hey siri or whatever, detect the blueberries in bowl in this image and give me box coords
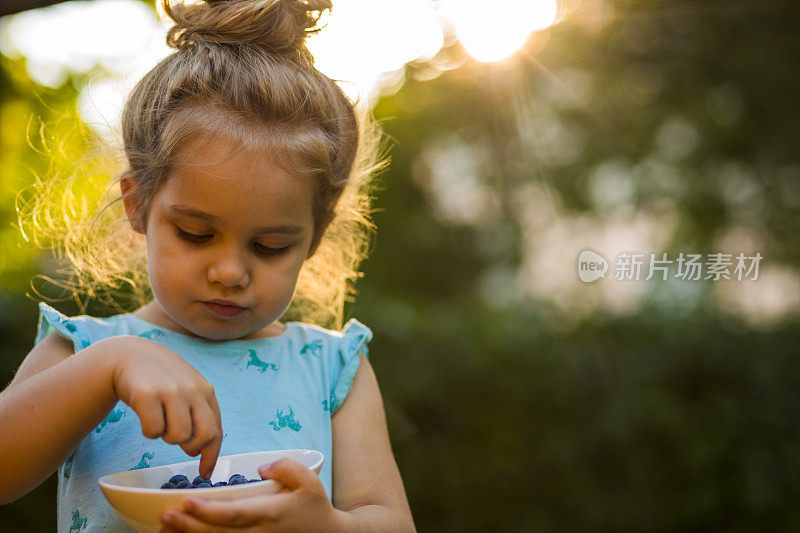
[228,474,247,485]
[160,473,264,489]
[192,475,211,485]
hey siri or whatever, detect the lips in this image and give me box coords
[206,299,245,307]
[203,301,246,317]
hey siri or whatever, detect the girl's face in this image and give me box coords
[122,135,315,341]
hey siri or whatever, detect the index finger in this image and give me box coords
[198,431,221,480]
[199,396,223,479]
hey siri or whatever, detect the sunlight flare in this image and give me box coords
[440,0,558,63]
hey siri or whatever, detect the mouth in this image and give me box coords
[203,301,247,317]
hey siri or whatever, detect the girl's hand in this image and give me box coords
[112,337,223,479]
[158,457,342,533]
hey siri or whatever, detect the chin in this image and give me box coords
[173,318,238,341]
[197,325,249,341]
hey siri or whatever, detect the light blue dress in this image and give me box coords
[33,302,372,533]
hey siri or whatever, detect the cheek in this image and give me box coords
[147,238,186,289]
[261,258,302,286]
[256,256,306,297]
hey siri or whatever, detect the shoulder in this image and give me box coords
[37,302,119,328]
[290,318,373,345]
[289,318,373,373]
[288,318,374,416]
[35,302,127,351]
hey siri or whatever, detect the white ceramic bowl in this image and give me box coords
[98,449,324,533]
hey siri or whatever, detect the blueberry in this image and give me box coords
[196,482,212,488]
[212,481,227,487]
[193,475,211,486]
[161,482,177,489]
[169,474,189,485]
[175,479,191,489]
[228,474,247,485]
[248,479,261,483]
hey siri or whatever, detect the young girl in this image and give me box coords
[0,0,414,531]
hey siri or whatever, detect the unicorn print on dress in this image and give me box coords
[94,407,126,433]
[68,509,87,532]
[268,406,301,432]
[321,390,336,413]
[246,349,278,373]
[137,328,165,340]
[55,316,90,350]
[129,451,155,470]
[300,340,323,358]
[63,451,75,479]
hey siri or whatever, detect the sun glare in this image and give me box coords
[1,0,563,140]
[440,0,558,63]
[306,0,443,106]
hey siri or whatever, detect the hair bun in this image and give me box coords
[163,0,332,58]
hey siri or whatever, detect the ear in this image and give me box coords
[120,172,146,235]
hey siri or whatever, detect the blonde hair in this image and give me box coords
[16,0,390,330]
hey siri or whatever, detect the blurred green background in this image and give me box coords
[2,0,800,531]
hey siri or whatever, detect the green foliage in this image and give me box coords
[368,305,800,531]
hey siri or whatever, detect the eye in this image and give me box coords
[175,227,210,243]
[176,227,292,257]
[254,243,292,256]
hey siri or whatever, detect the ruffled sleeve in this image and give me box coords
[329,318,373,415]
[34,302,93,353]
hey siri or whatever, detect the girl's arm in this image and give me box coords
[1,330,224,506]
[331,351,416,532]
[0,334,137,505]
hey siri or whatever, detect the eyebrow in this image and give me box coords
[168,204,306,235]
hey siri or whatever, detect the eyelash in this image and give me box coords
[175,227,292,256]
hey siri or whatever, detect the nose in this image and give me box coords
[207,251,250,289]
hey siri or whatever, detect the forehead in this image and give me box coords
[157,137,314,226]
